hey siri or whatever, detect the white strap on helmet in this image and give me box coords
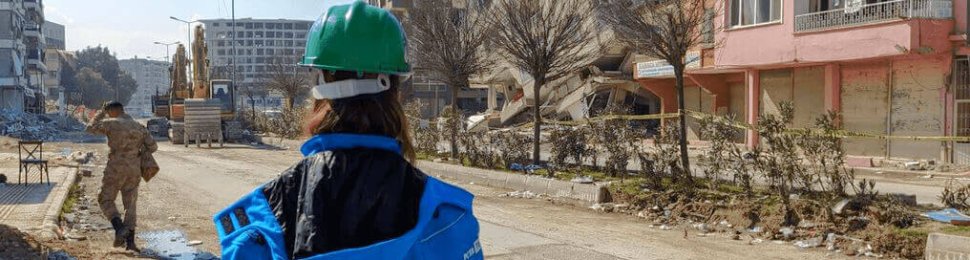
[311,74,391,100]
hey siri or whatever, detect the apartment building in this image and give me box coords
[0,0,45,112]
[42,20,62,50]
[119,58,170,118]
[198,18,312,110]
[635,0,966,163]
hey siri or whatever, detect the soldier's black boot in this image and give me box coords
[125,229,139,252]
[109,217,128,248]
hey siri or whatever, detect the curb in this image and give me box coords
[925,233,970,259]
[38,167,79,240]
[417,161,610,205]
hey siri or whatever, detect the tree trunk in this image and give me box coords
[450,87,460,159]
[674,65,693,185]
[532,77,544,166]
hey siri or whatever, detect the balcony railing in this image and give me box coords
[794,0,952,32]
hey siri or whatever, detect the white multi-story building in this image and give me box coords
[0,0,46,113]
[119,58,170,118]
[198,18,313,110]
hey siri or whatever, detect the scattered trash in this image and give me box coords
[0,173,6,184]
[502,190,541,199]
[923,208,970,224]
[590,203,615,213]
[509,163,543,174]
[779,227,794,240]
[692,223,710,233]
[570,176,594,184]
[921,174,934,179]
[794,237,822,249]
[750,238,764,244]
[659,225,672,230]
[903,161,923,171]
[797,220,816,229]
[749,226,763,233]
[831,199,851,215]
[187,240,203,246]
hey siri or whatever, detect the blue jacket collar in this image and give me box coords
[300,133,403,157]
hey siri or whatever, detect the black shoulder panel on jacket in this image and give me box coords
[262,148,428,258]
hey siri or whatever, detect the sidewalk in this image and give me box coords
[0,167,77,238]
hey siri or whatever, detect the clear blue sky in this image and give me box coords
[45,0,356,60]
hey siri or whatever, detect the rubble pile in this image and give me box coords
[0,110,88,141]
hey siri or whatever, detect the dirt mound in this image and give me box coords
[0,224,45,259]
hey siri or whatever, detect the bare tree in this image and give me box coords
[489,0,600,165]
[263,56,312,109]
[598,0,717,184]
[409,0,493,159]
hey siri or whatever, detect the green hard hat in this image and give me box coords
[301,1,410,75]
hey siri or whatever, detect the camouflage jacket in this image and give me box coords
[86,111,158,160]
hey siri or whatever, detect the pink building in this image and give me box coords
[635,0,969,164]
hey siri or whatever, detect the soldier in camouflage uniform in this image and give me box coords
[86,101,157,251]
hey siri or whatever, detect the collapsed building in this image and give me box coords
[469,43,662,132]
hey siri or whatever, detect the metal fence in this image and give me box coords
[794,0,952,32]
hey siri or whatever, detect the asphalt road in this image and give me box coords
[105,141,847,259]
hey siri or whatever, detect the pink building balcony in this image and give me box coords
[713,0,955,69]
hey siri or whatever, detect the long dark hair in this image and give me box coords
[304,71,416,162]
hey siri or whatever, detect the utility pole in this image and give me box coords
[232,0,238,117]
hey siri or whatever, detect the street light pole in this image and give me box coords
[232,0,238,117]
[153,41,179,62]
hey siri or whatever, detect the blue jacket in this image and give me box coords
[214,134,483,260]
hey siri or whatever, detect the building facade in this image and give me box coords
[635,0,967,164]
[119,58,170,118]
[198,18,312,110]
[42,20,63,50]
[0,0,46,113]
[367,0,489,118]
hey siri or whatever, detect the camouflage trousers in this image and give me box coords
[99,158,141,230]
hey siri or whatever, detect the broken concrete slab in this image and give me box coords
[925,233,970,260]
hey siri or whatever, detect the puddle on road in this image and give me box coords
[139,230,218,260]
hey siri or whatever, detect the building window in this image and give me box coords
[266,23,276,29]
[295,23,309,30]
[217,40,225,47]
[729,0,781,27]
[255,23,264,29]
[284,23,293,30]
[218,49,226,55]
[212,23,219,27]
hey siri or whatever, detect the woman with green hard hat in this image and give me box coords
[213,1,483,259]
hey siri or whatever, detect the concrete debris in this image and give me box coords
[779,227,795,240]
[826,233,838,251]
[67,151,95,165]
[659,225,672,230]
[692,223,710,233]
[590,203,615,213]
[64,231,87,241]
[922,174,935,179]
[902,161,923,171]
[570,176,594,184]
[797,220,816,229]
[502,190,543,199]
[794,237,822,249]
[750,238,764,244]
[0,110,88,141]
